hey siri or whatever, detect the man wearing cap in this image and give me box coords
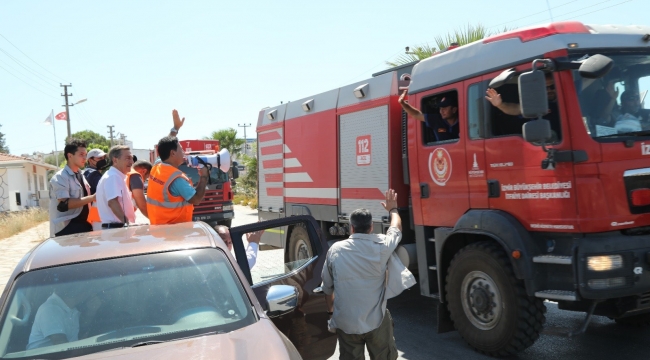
[84,149,107,195]
[616,90,650,130]
[398,90,459,141]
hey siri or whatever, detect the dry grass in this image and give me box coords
[233,194,258,210]
[0,208,49,240]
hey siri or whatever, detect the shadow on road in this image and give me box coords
[387,289,650,360]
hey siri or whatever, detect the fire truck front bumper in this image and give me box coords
[577,231,650,300]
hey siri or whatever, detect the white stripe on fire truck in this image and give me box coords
[285,173,312,182]
[285,188,337,199]
[284,158,301,168]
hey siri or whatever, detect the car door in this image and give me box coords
[229,215,336,360]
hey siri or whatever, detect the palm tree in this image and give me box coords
[386,24,510,67]
[205,128,245,160]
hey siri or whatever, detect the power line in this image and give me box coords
[0,63,58,99]
[0,53,58,91]
[553,0,633,22]
[0,33,69,83]
[0,47,60,85]
[488,0,579,29]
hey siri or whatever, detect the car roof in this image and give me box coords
[23,222,225,271]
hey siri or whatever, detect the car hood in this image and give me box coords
[73,319,301,360]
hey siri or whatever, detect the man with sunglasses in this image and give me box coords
[485,73,561,137]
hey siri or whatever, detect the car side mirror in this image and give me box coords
[518,68,548,119]
[578,54,613,79]
[232,161,240,179]
[266,285,298,318]
[523,119,552,144]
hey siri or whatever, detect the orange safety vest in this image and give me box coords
[146,163,194,225]
[87,202,100,223]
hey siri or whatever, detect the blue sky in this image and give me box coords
[0,0,646,155]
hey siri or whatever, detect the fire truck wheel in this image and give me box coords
[445,241,546,357]
[614,313,650,327]
[286,225,313,263]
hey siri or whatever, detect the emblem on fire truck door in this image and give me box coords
[429,148,452,186]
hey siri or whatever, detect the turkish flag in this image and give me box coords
[55,112,67,121]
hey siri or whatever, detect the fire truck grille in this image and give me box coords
[623,168,650,215]
[193,189,225,215]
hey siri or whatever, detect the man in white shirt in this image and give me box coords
[214,225,262,269]
[96,145,136,228]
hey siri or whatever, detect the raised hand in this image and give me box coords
[381,189,398,211]
[606,80,619,100]
[172,109,185,131]
[246,230,265,244]
[398,90,408,105]
[485,88,503,107]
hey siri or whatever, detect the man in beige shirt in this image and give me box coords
[322,189,401,360]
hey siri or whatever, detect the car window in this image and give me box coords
[228,221,318,287]
[0,249,255,359]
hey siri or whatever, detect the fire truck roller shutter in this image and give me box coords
[435,209,539,302]
[339,105,390,221]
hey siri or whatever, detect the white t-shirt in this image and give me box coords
[96,167,136,224]
[27,293,80,350]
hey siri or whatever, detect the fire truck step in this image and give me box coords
[428,265,437,271]
[535,290,577,301]
[532,255,573,265]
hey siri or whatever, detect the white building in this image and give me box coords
[0,153,58,212]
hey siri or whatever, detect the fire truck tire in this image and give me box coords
[445,241,546,357]
[286,225,313,263]
[614,313,650,327]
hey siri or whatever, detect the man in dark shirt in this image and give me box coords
[398,91,460,141]
[83,149,106,195]
[128,160,152,218]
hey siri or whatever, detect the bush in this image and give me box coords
[0,208,49,240]
[248,198,258,209]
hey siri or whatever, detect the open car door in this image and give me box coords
[229,215,337,360]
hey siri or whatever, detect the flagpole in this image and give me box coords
[52,109,59,167]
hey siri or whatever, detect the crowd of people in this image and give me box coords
[49,110,213,235]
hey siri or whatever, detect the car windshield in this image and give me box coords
[178,163,229,184]
[574,51,650,139]
[0,249,255,359]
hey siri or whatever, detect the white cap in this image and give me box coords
[86,148,106,160]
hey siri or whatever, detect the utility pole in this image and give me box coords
[61,84,72,141]
[238,123,251,155]
[118,133,127,145]
[107,125,115,147]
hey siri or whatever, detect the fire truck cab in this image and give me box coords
[256,22,650,356]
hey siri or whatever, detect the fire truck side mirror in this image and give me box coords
[518,69,548,119]
[232,161,240,179]
[578,54,613,79]
[522,119,552,145]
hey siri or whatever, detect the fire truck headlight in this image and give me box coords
[222,205,233,211]
[587,255,623,271]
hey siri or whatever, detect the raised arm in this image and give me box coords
[485,88,521,116]
[398,90,425,122]
[169,109,186,137]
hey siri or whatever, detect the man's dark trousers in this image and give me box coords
[336,309,397,360]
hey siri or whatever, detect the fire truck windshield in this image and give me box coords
[178,163,229,184]
[573,52,650,139]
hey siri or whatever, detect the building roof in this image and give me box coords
[0,153,58,170]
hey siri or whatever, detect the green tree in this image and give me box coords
[87,143,109,154]
[44,152,65,169]
[205,128,245,160]
[0,124,8,153]
[238,144,258,196]
[386,24,510,67]
[69,130,110,147]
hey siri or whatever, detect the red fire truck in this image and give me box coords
[255,22,650,356]
[154,139,238,227]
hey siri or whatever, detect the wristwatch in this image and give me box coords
[170,127,179,134]
[327,311,333,315]
[389,208,399,214]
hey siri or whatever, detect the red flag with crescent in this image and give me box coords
[55,112,67,120]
